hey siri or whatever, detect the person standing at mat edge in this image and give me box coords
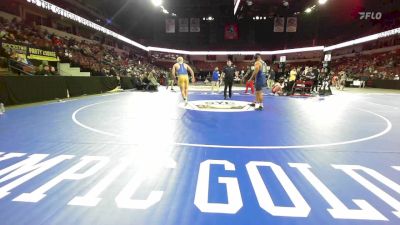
[222,59,235,99]
[266,65,276,89]
[172,57,195,104]
[249,53,267,110]
[0,102,5,115]
[166,68,175,91]
[244,66,255,94]
[211,67,220,93]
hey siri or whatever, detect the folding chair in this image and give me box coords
[292,80,305,95]
[303,81,313,94]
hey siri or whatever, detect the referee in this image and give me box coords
[222,59,236,99]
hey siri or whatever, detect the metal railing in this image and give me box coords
[8,59,35,76]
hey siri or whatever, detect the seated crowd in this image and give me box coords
[0,16,169,90]
[330,49,400,81]
[274,48,400,95]
[151,52,180,61]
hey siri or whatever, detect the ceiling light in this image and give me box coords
[234,0,241,15]
[256,16,259,20]
[263,17,266,20]
[208,16,213,20]
[162,9,169,14]
[305,8,312,13]
[318,0,327,5]
[151,0,162,7]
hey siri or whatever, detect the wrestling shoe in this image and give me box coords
[255,106,263,111]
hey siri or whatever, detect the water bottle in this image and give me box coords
[0,103,5,114]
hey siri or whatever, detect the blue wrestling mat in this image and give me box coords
[0,90,399,225]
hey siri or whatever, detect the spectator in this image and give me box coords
[272,79,285,96]
[211,67,220,92]
[311,66,319,92]
[339,71,347,91]
[287,67,297,94]
[267,66,276,89]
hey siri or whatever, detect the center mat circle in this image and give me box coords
[72,96,392,149]
[179,100,255,112]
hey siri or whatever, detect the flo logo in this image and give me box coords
[359,12,382,20]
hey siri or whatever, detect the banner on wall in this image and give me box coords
[273,17,285,32]
[165,18,175,33]
[27,47,59,61]
[1,42,28,60]
[190,18,200,32]
[179,18,189,32]
[224,23,239,40]
[1,42,59,61]
[286,17,297,32]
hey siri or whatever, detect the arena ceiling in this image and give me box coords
[82,0,398,24]
[65,0,399,48]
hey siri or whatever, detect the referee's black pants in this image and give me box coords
[224,80,233,99]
